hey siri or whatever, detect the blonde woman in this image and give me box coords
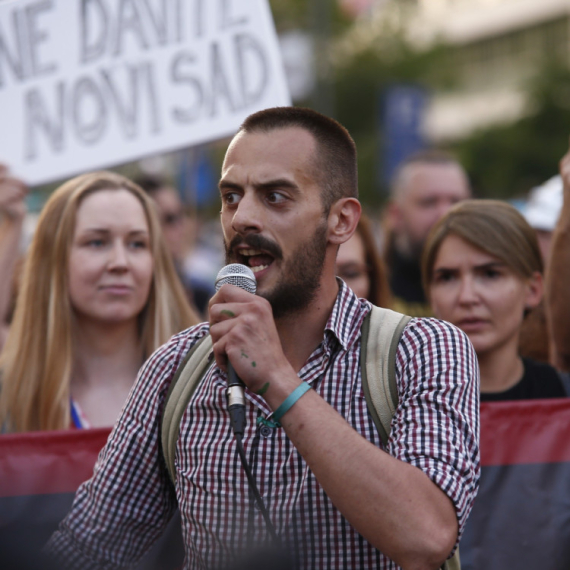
[0,171,199,432]
[423,199,568,400]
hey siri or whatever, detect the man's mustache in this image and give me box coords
[226,234,283,260]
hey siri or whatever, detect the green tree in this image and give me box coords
[332,40,452,208]
[454,63,570,199]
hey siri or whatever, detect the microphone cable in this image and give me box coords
[215,264,279,544]
[235,433,279,543]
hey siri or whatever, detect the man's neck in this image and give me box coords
[275,277,340,373]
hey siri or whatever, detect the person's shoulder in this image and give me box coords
[396,317,477,373]
[400,316,472,348]
[153,322,210,363]
[395,317,479,394]
[522,357,569,396]
[140,322,211,382]
[522,357,558,375]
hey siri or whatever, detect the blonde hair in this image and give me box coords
[0,171,199,432]
[422,199,543,298]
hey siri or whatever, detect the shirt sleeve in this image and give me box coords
[45,324,209,570]
[387,317,480,543]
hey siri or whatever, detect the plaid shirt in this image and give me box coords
[48,282,480,569]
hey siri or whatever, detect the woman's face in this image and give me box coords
[68,189,154,326]
[429,234,542,357]
[336,231,371,300]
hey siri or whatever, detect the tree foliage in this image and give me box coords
[453,63,570,198]
[331,40,452,208]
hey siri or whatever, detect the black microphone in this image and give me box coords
[215,263,257,437]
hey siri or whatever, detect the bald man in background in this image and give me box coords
[384,150,471,317]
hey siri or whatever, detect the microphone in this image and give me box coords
[215,263,257,437]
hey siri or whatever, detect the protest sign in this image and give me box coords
[0,0,291,185]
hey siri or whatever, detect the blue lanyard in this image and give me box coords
[70,399,82,428]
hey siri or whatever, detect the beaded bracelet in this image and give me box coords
[257,382,312,429]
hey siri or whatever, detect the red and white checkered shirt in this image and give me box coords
[48,282,480,569]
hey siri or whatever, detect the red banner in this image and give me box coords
[0,427,183,570]
[463,399,570,570]
[0,427,111,498]
[2,400,570,569]
[480,399,570,466]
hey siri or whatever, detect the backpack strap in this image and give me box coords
[360,305,411,447]
[360,306,461,570]
[161,334,213,485]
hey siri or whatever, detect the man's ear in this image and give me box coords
[327,198,361,245]
[524,271,544,311]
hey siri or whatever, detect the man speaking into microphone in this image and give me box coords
[47,107,479,570]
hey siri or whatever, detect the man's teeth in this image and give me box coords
[239,248,270,273]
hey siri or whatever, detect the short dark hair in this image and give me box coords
[239,107,358,212]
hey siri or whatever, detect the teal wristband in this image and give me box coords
[272,382,312,426]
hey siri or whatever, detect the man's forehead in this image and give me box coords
[221,127,319,180]
[233,125,314,148]
[402,162,469,199]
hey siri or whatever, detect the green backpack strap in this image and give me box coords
[360,305,411,447]
[360,306,461,570]
[161,334,213,485]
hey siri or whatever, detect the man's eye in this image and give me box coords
[223,192,241,206]
[267,192,286,204]
[419,198,438,209]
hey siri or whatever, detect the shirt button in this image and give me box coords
[260,425,272,438]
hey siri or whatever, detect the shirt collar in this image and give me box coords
[324,279,370,352]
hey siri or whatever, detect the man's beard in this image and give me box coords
[394,230,424,263]
[224,222,328,319]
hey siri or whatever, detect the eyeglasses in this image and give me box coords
[162,211,185,226]
[336,263,370,281]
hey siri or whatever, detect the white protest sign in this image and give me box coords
[0,0,291,185]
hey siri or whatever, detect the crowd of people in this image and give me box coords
[0,105,569,569]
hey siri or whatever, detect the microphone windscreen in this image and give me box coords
[215,263,257,294]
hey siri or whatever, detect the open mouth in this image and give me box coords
[237,248,275,274]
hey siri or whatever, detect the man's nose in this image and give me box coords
[436,200,456,222]
[231,194,264,234]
